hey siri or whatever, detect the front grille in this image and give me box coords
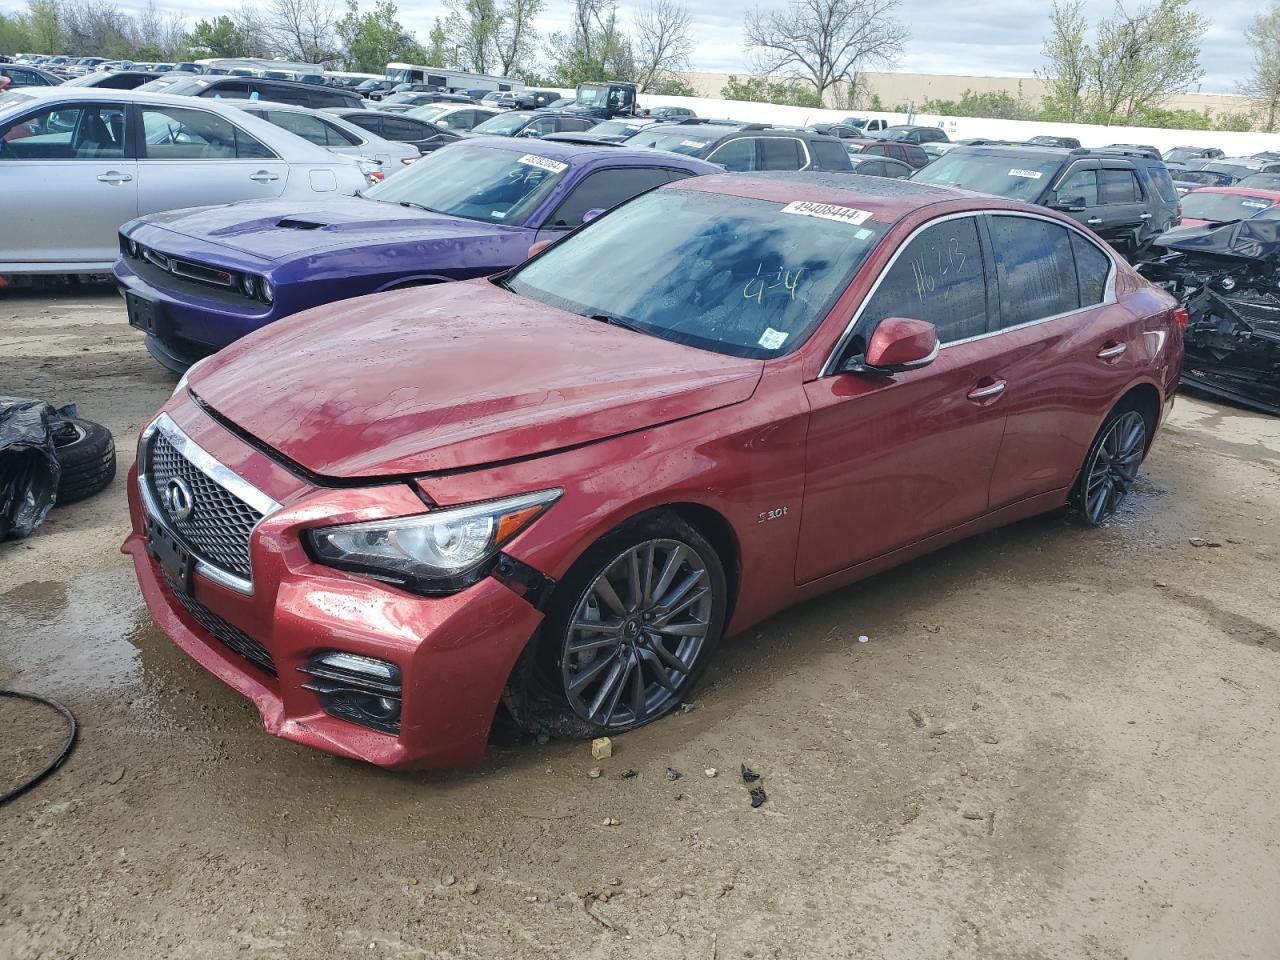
[164,574,277,676]
[147,432,263,581]
[140,246,235,287]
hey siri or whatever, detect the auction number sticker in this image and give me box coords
[680,139,707,148]
[780,201,872,226]
[1241,199,1270,209]
[1008,168,1044,179]
[517,154,568,174]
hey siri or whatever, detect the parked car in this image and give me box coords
[839,115,888,132]
[138,74,364,109]
[576,117,657,142]
[355,78,396,99]
[1027,135,1082,148]
[1200,157,1280,180]
[1171,169,1239,196]
[873,124,950,145]
[121,172,1183,768]
[403,103,501,131]
[913,144,1181,256]
[115,138,719,371]
[467,109,596,138]
[0,87,367,274]
[1162,145,1224,168]
[623,120,853,172]
[1176,187,1280,227]
[807,122,871,141]
[377,91,473,112]
[0,63,61,88]
[325,71,382,90]
[323,107,461,155]
[1236,172,1280,190]
[1104,143,1162,160]
[648,105,695,120]
[227,100,419,176]
[493,89,560,110]
[63,57,107,77]
[61,70,161,90]
[542,96,575,110]
[845,137,929,169]
[845,154,913,178]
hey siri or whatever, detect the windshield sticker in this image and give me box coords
[1008,168,1044,179]
[680,139,707,148]
[1241,199,1270,209]
[516,154,568,174]
[780,201,871,226]
[758,328,789,350]
[855,228,874,240]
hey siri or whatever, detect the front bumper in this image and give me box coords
[122,403,546,769]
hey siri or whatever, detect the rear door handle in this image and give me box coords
[249,170,280,183]
[97,171,132,183]
[1097,341,1127,360]
[1140,212,1152,220]
[966,378,1007,403]
[1086,217,1103,225]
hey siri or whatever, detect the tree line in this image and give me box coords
[4,0,1280,130]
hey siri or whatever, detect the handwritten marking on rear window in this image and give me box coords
[517,154,568,173]
[1008,168,1044,179]
[780,201,871,226]
[744,265,804,305]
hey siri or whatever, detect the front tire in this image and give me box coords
[504,512,727,739]
[1072,407,1148,525]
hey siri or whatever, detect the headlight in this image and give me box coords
[304,489,562,594]
[238,273,256,297]
[127,238,139,257]
[172,354,212,397]
[258,276,273,304]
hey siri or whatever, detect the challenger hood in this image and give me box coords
[190,281,764,478]
[140,198,518,261]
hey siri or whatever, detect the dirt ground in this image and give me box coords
[1,283,1278,960]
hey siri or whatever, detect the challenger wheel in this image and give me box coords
[1072,407,1148,526]
[504,512,727,739]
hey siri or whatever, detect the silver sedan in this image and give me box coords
[0,87,369,274]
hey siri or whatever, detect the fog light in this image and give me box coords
[298,651,402,735]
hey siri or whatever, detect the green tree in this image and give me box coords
[650,74,694,96]
[921,88,1035,120]
[25,0,63,54]
[1243,2,1280,131]
[0,13,33,53]
[721,73,823,108]
[1214,110,1256,132]
[546,0,633,85]
[335,0,426,73]
[188,15,249,57]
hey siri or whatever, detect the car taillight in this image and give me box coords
[1173,306,1189,328]
[367,171,385,182]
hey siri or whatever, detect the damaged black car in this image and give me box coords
[1139,219,1280,415]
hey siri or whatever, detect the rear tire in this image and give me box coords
[1071,405,1148,526]
[503,511,727,740]
[52,418,116,505]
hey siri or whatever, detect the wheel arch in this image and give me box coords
[1114,381,1162,451]
[374,274,450,292]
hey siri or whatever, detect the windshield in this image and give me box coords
[622,126,720,155]
[589,119,647,137]
[1181,191,1277,222]
[472,111,535,135]
[505,189,888,359]
[576,83,607,107]
[1204,161,1261,178]
[410,103,450,121]
[1163,148,1202,163]
[361,143,567,225]
[137,75,202,94]
[912,152,1058,200]
[1238,173,1280,189]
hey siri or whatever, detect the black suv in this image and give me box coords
[621,119,852,172]
[137,74,364,109]
[913,144,1180,257]
[876,124,951,145]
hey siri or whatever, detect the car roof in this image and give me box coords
[670,170,972,225]
[465,134,718,168]
[1187,186,1280,200]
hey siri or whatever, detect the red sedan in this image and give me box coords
[123,174,1185,769]
[1177,186,1280,227]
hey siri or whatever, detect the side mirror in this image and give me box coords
[1052,195,1088,212]
[527,238,553,259]
[846,317,939,374]
[581,207,605,224]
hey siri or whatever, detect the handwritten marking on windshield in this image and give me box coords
[744,265,804,305]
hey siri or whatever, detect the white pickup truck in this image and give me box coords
[841,116,889,132]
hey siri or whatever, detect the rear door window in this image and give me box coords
[987,215,1080,327]
[859,216,990,343]
[140,105,276,160]
[546,167,671,227]
[1099,168,1141,203]
[759,137,805,170]
[809,139,849,170]
[707,137,756,172]
[202,80,251,99]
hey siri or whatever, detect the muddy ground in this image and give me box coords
[1,284,1278,960]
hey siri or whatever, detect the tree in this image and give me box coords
[921,88,1036,121]
[743,0,906,105]
[0,13,33,53]
[1089,0,1206,121]
[335,0,426,73]
[631,0,692,92]
[24,0,63,54]
[188,15,250,57]
[547,0,633,85]
[1038,0,1089,120]
[132,0,188,60]
[263,0,340,63]
[1243,2,1280,132]
[493,0,542,76]
[721,73,823,108]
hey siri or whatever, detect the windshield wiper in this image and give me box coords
[398,200,437,213]
[590,313,643,333]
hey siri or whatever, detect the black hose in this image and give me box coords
[0,690,77,805]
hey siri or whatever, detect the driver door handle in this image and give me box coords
[97,171,132,184]
[1140,212,1152,220]
[1086,217,1103,225]
[249,170,280,183]
[1097,341,1127,360]
[966,378,1007,403]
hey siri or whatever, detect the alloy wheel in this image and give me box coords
[1084,411,1146,524]
[561,538,713,729]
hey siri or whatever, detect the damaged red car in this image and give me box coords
[123,173,1185,769]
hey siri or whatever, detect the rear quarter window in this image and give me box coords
[1143,163,1178,204]
[810,139,851,170]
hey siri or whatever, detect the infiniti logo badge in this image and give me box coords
[163,476,195,522]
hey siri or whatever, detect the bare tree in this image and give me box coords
[263,0,340,63]
[132,0,187,59]
[631,0,692,92]
[744,0,907,104]
[1244,2,1280,131]
[61,0,133,56]
[231,2,276,57]
[445,0,498,72]
[547,0,632,85]
[1089,0,1206,121]
[1038,0,1089,120]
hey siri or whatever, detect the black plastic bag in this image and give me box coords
[0,397,62,540]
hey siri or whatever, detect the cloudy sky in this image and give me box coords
[27,0,1260,94]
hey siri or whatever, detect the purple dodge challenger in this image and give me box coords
[115,137,720,372]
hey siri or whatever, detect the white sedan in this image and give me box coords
[225,99,419,179]
[0,87,368,274]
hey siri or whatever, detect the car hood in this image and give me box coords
[190,281,764,478]
[138,198,517,261]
